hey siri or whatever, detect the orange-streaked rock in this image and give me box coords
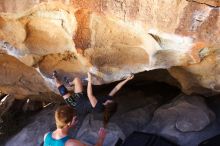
[0,1,219,98]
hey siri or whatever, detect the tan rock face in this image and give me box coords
[175,2,220,49]
[72,0,189,33]
[169,50,219,95]
[188,0,220,7]
[0,1,219,98]
[0,3,77,56]
[0,54,49,98]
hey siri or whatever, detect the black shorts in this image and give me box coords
[94,95,113,113]
[98,95,113,103]
[94,100,105,113]
[65,92,92,115]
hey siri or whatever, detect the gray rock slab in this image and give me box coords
[144,94,217,146]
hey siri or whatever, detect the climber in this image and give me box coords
[43,105,106,146]
[53,71,133,116]
[87,72,134,127]
[53,71,93,115]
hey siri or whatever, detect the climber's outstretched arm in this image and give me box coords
[108,74,134,97]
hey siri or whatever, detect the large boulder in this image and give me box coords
[144,94,217,146]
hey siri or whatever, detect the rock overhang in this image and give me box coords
[0,1,219,99]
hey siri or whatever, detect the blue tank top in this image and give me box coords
[43,132,70,146]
